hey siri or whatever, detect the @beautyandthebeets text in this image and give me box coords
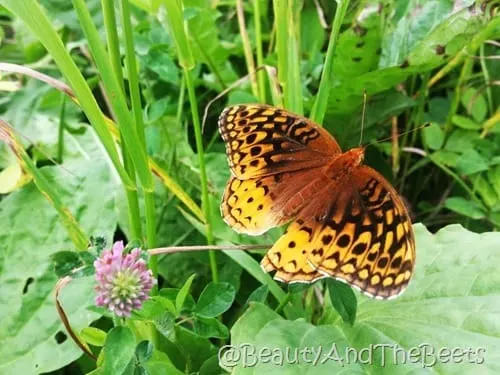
[218,343,486,368]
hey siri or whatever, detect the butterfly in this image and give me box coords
[218,104,415,300]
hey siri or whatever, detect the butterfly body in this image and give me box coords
[218,104,415,300]
[324,147,364,180]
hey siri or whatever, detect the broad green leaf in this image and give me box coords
[381,0,479,67]
[143,350,184,375]
[452,115,482,130]
[145,97,170,124]
[175,325,218,372]
[195,282,236,318]
[327,2,485,116]
[455,149,489,175]
[244,285,269,308]
[81,327,107,347]
[461,87,488,123]
[445,197,486,220]
[1,121,88,248]
[51,250,94,278]
[328,91,416,152]
[144,49,180,85]
[473,175,500,208]
[155,296,178,316]
[332,6,381,79]
[407,2,482,66]
[229,301,282,349]
[153,312,176,339]
[326,279,357,326]
[199,355,223,375]
[327,64,425,116]
[133,298,169,321]
[444,129,478,153]
[135,341,154,364]
[3,0,133,187]
[184,1,229,68]
[194,316,229,339]
[229,224,500,373]
[176,273,196,315]
[424,97,451,124]
[429,150,459,167]
[103,327,136,375]
[0,128,118,374]
[422,122,444,150]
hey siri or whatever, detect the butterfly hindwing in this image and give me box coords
[261,166,415,299]
[218,104,341,179]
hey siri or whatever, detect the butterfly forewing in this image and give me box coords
[221,168,327,235]
[218,104,341,179]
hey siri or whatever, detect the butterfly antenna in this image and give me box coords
[359,89,367,147]
[375,123,431,144]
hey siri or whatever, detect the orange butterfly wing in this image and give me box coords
[218,104,341,179]
[219,104,416,299]
[219,104,341,235]
[261,165,415,299]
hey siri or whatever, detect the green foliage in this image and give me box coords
[0,0,499,374]
[326,279,357,326]
[228,224,500,373]
[195,282,236,318]
[0,128,117,373]
[102,327,136,374]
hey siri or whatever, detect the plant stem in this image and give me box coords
[286,0,303,114]
[237,0,259,98]
[253,0,266,102]
[149,243,271,256]
[119,0,157,251]
[445,57,473,133]
[184,69,218,283]
[72,0,153,190]
[273,0,288,107]
[102,0,143,242]
[310,0,350,124]
[57,94,66,163]
[480,44,493,114]
[102,0,125,92]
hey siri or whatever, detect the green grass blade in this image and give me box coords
[120,0,157,250]
[310,0,350,124]
[71,0,153,192]
[162,0,194,70]
[101,0,143,241]
[164,0,218,283]
[237,0,259,98]
[273,0,289,107]
[253,0,266,102]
